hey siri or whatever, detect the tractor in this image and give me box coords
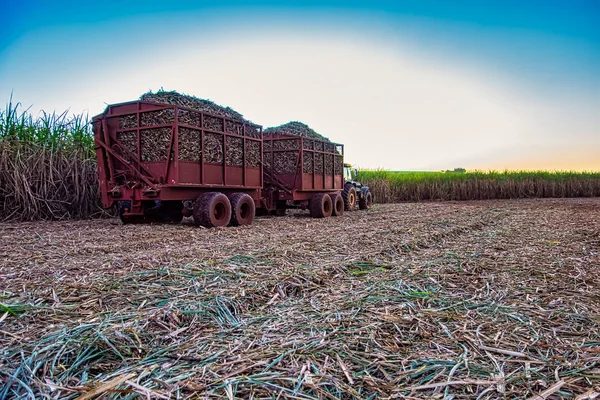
[342,163,373,211]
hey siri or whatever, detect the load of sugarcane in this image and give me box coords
[263,121,331,142]
[116,90,260,167]
[263,122,342,175]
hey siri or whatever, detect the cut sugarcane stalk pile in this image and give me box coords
[263,124,342,174]
[116,91,260,167]
[263,121,331,142]
[140,90,248,122]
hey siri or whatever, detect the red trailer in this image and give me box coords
[262,135,345,218]
[93,101,345,227]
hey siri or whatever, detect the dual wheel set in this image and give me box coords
[192,192,255,228]
[309,193,345,218]
[305,186,373,219]
[118,192,255,228]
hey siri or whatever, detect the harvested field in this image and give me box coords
[1,198,599,399]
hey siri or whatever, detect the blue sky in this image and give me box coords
[1,1,599,170]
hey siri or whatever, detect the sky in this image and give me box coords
[1,0,599,171]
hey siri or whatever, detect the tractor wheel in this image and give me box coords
[342,183,357,211]
[330,193,344,217]
[309,193,333,218]
[359,191,373,210]
[160,201,184,224]
[228,193,255,226]
[193,192,232,228]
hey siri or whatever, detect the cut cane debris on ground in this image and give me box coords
[1,199,599,398]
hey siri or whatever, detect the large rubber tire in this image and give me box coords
[228,193,255,226]
[193,192,232,228]
[342,183,357,211]
[309,193,333,218]
[330,193,344,217]
[359,191,373,210]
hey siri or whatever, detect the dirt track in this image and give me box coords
[1,199,599,399]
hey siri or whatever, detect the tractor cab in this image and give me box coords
[343,163,357,183]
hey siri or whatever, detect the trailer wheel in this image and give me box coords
[342,183,357,210]
[310,193,333,218]
[359,191,373,210]
[330,193,344,216]
[193,192,232,228]
[228,193,255,226]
